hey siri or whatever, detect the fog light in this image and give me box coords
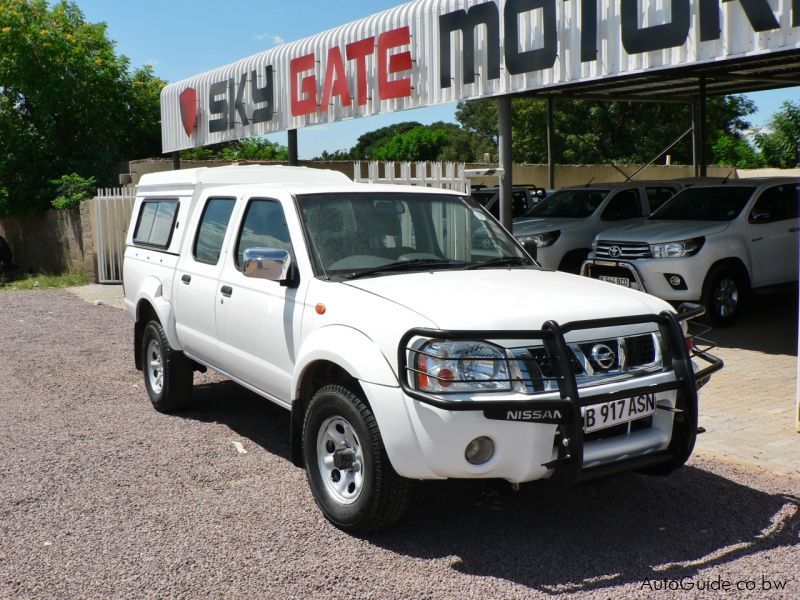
[465,436,495,465]
[664,273,687,290]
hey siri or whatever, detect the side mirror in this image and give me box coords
[243,248,292,283]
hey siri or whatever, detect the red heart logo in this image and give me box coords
[179,87,197,136]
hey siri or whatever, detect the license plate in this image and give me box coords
[582,393,657,433]
[599,275,630,287]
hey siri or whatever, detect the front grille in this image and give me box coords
[584,415,653,442]
[515,332,662,390]
[595,240,651,259]
[627,334,657,366]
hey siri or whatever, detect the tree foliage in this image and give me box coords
[754,101,800,168]
[455,95,758,167]
[180,138,289,161]
[0,0,166,215]
[50,172,96,210]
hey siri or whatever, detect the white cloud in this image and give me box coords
[145,58,161,67]
[253,33,285,46]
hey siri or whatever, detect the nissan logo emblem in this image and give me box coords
[591,344,616,370]
[609,245,622,258]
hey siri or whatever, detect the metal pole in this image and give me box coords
[498,96,513,230]
[547,97,555,190]
[288,129,298,166]
[691,102,697,176]
[171,151,181,170]
[697,77,707,178]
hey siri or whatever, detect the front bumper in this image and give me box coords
[380,307,722,489]
[581,258,707,302]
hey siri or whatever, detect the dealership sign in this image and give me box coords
[161,0,800,152]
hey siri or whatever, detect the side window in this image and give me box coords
[512,191,530,217]
[234,199,294,269]
[133,199,178,248]
[749,185,799,224]
[193,197,235,265]
[645,186,678,214]
[601,189,642,220]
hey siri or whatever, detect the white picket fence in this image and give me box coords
[353,161,470,193]
[94,187,135,284]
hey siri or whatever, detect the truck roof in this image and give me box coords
[135,165,464,197]
[137,165,352,188]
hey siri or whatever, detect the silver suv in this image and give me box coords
[512,181,682,272]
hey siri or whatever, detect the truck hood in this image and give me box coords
[343,269,671,331]
[597,220,729,243]
[512,217,585,236]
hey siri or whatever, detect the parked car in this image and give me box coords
[512,181,683,272]
[123,165,721,532]
[582,177,799,325]
[470,185,547,220]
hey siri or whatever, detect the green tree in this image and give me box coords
[455,95,758,167]
[754,101,800,168]
[0,0,165,216]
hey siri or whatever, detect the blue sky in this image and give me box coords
[71,0,798,159]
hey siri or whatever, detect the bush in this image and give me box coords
[50,173,96,211]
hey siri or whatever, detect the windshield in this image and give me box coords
[525,188,609,218]
[650,186,755,221]
[297,192,532,279]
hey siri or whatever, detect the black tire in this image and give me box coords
[701,265,748,327]
[558,249,589,275]
[303,383,411,533]
[141,320,193,413]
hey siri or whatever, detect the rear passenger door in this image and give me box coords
[172,195,237,365]
[747,183,800,286]
[215,196,307,404]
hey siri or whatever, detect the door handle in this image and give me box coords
[181,274,191,284]
[789,227,799,233]
[221,285,233,298]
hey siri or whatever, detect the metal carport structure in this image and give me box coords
[159,0,800,229]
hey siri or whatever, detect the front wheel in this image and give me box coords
[701,266,748,327]
[141,320,193,412]
[303,384,411,532]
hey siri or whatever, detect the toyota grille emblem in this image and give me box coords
[609,245,622,258]
[591,344,616,370]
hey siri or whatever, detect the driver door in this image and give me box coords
[215,196,307,404]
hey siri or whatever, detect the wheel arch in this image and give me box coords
[289,326,398,467]
[702,257,751,292]
[133,276,181,370]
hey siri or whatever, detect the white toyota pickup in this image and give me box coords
[123,165,721,532]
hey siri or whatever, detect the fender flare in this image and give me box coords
[292,325,398,398]
[134,276,182,351]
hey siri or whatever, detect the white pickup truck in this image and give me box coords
[123,165,721,532]
[582,177,799,325]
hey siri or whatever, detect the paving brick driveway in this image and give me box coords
[693,286,799,476]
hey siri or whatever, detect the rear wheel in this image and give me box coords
[303,383,411,532]
[141,320,193,412]
[701,265,748,326]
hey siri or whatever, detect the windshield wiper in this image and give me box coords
[464,256,531,270]
[345,258,465,280]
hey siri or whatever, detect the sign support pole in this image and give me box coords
[498,96,513,230]
[288,129,298,166]
[547,97,556,190]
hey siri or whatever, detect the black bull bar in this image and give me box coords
[397,306,723,488]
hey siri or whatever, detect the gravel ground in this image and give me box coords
[1,290,798,599]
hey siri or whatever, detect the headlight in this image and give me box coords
[516,230,561,248]
[650,237,705,258]
[415,340,510,393]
